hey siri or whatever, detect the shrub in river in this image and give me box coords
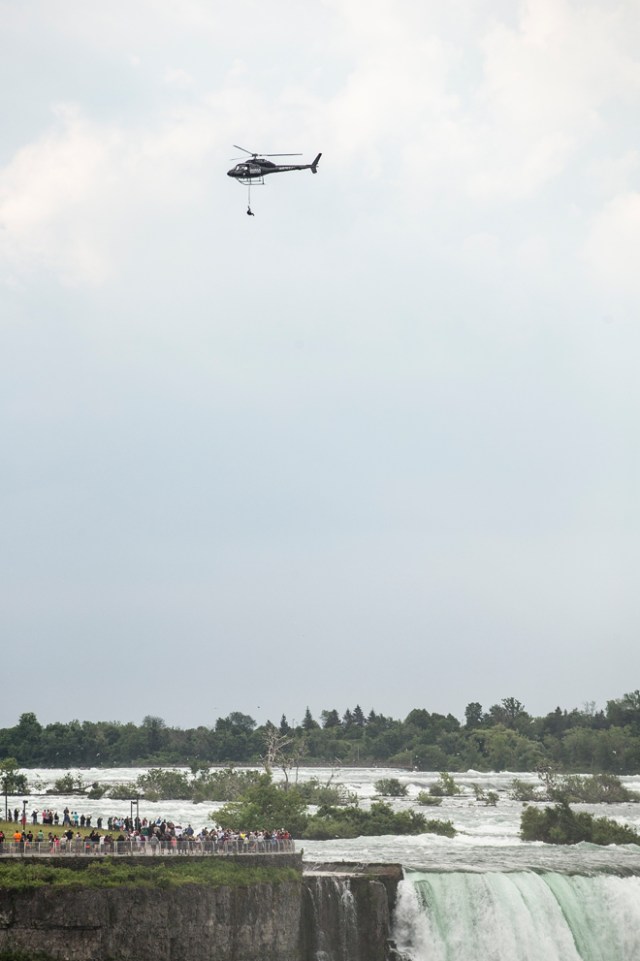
[87,782,108,800]
[520,802,640,846]
[416,792,442,806]
[107,783,140,800]
[550,773,639,804]
[135,769,193,801]
[509,778,544,802]
[191,767,263,802]
[472,785,499,806]
[374,778,408,797]
[302,801,453,840]
[429,773,461,797]
[294,777,355,806]
[49,772,85,795]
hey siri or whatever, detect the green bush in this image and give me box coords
[302,801,453,840]
[87,782,107,800]
[551,773,640,804]
[294,777,355,806]
[214,776,308,837]
[520,802,640,846]
[472,785,499,806]
[374,778,408,797]
[191,767,263,802]
[429,773,461,797]
[416,792,442,806]
[107,784,139,800]
[50,772,85,794]
[509,778,543,802]
[136,769,192,801]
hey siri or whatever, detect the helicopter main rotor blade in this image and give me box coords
[231,145,303,158]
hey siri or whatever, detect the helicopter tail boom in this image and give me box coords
[311,153,322,174]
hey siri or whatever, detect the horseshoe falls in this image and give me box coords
[393,871,640,961]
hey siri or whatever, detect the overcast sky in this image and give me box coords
[1,0,638,731]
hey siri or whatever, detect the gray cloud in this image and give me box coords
[0,0,638,728]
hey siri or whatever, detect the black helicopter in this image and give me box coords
[227,145,322,184]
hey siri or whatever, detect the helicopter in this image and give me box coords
[227,145,322,184]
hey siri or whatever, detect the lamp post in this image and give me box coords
[130,798,139,826]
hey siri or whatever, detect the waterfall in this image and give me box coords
[392,870,640,961]
[305,876,360,961]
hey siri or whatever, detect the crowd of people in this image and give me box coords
[4,806,99,828]
[0,808,293,855]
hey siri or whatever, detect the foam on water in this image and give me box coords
[393,871,640,961]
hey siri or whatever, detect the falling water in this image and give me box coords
[392,871,640,961]
[305,876,359,961]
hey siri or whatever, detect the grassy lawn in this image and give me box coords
[0,821,95,839]
[0,857,300,889]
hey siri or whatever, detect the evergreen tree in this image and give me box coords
[302,707,318,730]
[321,709,341,728]
[279,714,291,734]
[352,705,366,727]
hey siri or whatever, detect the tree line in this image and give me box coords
[2,690,640,772]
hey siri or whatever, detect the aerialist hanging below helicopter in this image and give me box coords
[228,145,322,215]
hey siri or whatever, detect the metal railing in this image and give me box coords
[0,838,295,858]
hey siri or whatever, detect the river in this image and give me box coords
[9,765,640,959]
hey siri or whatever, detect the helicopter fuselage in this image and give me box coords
[227,154,321,183]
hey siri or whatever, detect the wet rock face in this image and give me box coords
[0,861,401,961]
[301,875,392,961]
[300,864,402,961]
[0,882,304,961]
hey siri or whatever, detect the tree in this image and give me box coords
[405,708,432,730]
[606,691,640,733]
[352,705,366,727]
[262,728,295,778]
[226,712,257,734]
[136,768,192,800]
[214,775,308,836]
[464,702,483,729]
[302,707,318,731]
[487,698,530,732]
[12,712,43,764]
[321,709,341,729]
[142,715,167,754]
[0,758,28,819]
[279,714,291,735]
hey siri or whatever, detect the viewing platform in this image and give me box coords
[0,838,296,858]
